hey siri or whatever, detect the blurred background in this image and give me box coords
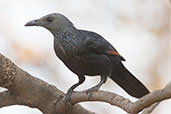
[0,0,170,113]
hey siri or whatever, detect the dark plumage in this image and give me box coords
[25,13,149,101]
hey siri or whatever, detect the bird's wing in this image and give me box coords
[83,31,125,61]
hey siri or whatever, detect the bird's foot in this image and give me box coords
[65,88,74,106]
[86,86,100,100]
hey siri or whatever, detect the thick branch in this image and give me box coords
[0,54,95,114]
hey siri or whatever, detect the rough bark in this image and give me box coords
[0,54,95,114]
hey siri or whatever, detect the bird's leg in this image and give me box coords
[86,75,107,100]
[65,75,85,104]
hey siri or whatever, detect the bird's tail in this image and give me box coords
[110,61,149,98]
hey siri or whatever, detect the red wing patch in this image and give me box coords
[108,50,125,61]
[109,50,121,56]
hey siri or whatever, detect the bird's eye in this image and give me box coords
[47,17,53,22]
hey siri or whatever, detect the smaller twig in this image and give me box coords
[71,90,133,113]
[131,82,171,113]
[142,102,160,114]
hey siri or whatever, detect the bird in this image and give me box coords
[25,13,149,102]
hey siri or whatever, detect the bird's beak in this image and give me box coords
[25,19,40,26]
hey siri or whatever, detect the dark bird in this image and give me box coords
[25,13,149,102]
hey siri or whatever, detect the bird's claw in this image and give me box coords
[65,89,74,106]
[64,93,72,106]
[86,86,99,100]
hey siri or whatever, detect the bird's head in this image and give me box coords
[25,13,74,33]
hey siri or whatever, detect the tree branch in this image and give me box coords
[0,53,170,114]
[0,54,95,114]
[66,81,171,114]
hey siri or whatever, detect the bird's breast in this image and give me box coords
[53,38,79,60]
